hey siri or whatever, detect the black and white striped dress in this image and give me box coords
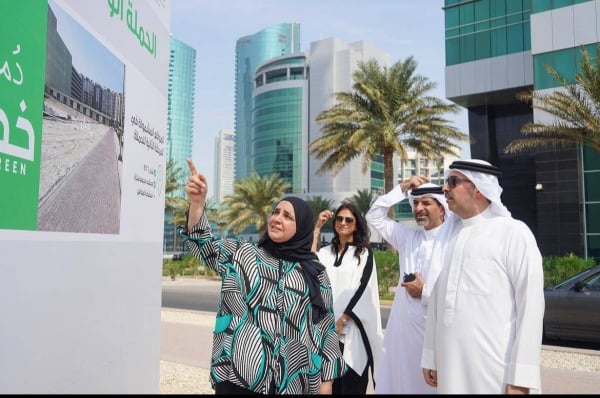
[179,213,346,394]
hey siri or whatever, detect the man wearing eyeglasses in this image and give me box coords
[365,176,449,394]
[421,159,545,394]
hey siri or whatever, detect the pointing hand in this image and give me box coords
[185,158,207,205]
[185,158,207,230]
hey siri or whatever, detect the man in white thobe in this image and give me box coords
[366,177,448,394]
[421,159,545,394]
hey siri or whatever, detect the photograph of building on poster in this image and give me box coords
[38,1,125,234]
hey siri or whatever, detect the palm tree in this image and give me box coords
[504,44,600,154]
[220,171,291,235]
[165,159,187,208]
[165,159,188,252]
[204,198,231,237]
[305,195,335,225]
[306,195,335,248]
[345,188,376,216]
[309,57,469,195]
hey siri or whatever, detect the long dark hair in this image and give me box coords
[331,201,371,264]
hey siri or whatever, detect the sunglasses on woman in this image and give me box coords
[335,216,355,224]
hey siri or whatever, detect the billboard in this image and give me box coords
[0,0,170,393]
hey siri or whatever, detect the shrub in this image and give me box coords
[543,253,595,287]
[374,249,399,296]
[163,255,218,280]
[165,251,596,297]
[371,251,596,300]
[163,259,184,280]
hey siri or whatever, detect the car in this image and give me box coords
[543,265,600,347]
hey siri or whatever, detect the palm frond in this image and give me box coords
[506,44,600,155]
[310,56,468,194]
[220,171,291,235]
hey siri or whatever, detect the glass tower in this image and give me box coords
[167,36,196,196]
[164,36,196,252]
[252,54,308,193]
[234,23,300,180]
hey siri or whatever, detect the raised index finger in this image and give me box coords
[186,158,198,176]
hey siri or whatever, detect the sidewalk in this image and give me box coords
[160,279,600,394]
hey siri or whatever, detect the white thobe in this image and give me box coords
[317,244,383,377]
[422,208,545,394]
[365,185,441,394]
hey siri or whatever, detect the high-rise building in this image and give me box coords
[214,129,236,203]
[249,37,395,202]
[253,54,309,193]
[307,38,391,203]
[166,36,196,197]
[234,23,301,181]
[443,0,600,259]
[164,36,196,252]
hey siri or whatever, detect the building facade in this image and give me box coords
[530,0,600,259]
[443,0,600,259]
[253,54,309,193]
[164,36,196,252]
[166,36,196,195]
[307,38,391,204]
[214,129,236,203]
[234,23,301,181]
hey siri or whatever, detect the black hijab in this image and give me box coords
[258,196,327,323]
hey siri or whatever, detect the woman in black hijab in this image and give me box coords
[179,159,346,395]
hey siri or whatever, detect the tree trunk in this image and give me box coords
[383,149,396,251]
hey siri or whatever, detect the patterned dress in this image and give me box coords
[179,213,346,394]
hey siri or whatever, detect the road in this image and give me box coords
[162,277,393,328]
[160,277,600,395]
[161,276,600,351]
[37,128,121,233]
[38,99,123,234]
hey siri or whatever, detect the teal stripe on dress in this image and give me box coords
[215,314,232,333]
[309,353,322,375]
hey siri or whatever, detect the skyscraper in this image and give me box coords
[252,54,309,193]
[167,36,196,197]
[214,129,235,203]
[164,36,196,252]
[234,23,300,181]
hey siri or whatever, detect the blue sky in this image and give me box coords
[169,0,469,189]
[50,0,124,93]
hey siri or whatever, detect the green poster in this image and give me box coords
[0,1,47,230]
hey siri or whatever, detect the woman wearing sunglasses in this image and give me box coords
[312,202,383,394]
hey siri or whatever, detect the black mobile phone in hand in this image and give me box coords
[403,272,416,282]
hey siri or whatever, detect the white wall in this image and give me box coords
[0,0,169,393]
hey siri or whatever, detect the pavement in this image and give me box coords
[160,277,600,394]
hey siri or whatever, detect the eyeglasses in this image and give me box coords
[445,175,472,189]
[335,216,355,224]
